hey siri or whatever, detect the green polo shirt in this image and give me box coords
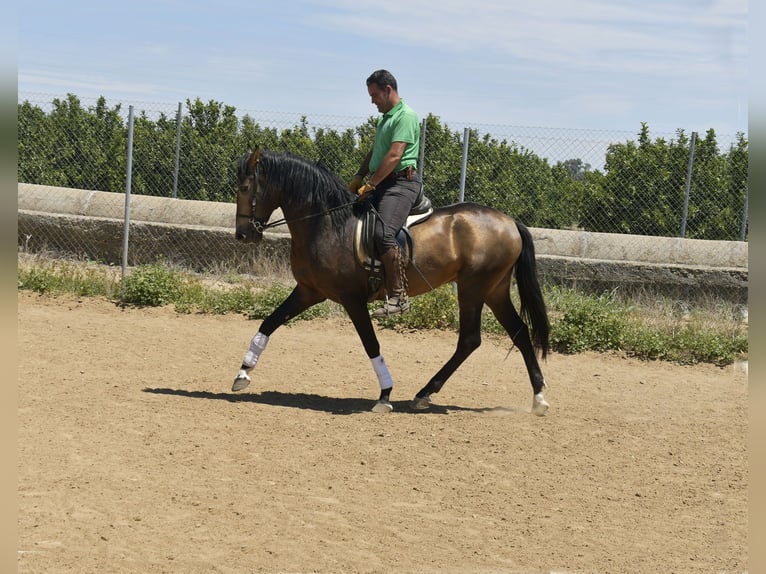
[369,99,420,174]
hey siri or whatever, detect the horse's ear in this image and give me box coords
[247,146,261,173]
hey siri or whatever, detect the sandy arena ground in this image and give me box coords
[17,291,748,573]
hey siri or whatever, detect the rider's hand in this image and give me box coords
[355,183,376,201]
[348,174,363,193]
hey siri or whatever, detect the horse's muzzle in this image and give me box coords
[235,224,264,243]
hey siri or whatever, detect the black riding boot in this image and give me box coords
[373,245,410,317]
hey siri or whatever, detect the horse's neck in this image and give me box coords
[280,200,352,249]
[284,211,346,238]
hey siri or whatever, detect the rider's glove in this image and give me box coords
[355,183,376,201]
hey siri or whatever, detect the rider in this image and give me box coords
[349,69,421,317]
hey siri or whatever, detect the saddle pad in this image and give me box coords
[353,207,433,270]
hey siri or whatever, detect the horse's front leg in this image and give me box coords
[343,299,394,413]
[232,284,325,392]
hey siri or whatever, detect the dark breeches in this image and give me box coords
[372,178,421,255]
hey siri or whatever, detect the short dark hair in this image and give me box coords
[366,69,398,92]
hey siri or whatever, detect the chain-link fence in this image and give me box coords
[17,92,748,300]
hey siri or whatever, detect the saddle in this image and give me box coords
[354,185,434,296]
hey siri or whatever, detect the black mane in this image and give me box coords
[254,150,357,228]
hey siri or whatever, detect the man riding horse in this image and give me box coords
[348,69,421,317]
[231,72,550,415]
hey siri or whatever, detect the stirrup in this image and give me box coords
[372,296,410,318]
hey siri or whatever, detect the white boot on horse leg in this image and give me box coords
[370,355,394,413]
[232,332,269,392]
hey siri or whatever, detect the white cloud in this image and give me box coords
[18,70,161,96]
[307,0,747,80]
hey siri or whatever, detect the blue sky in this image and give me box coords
[17,0,748,137]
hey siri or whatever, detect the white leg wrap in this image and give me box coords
[242,332,269,369]
[371,355,394,390]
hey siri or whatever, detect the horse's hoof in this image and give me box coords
[531,393,549,416]
[232,372,251,392]
[411,395,432,410]
[371,400,394,413]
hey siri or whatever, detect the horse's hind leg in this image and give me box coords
[413,294,484,409]
[486,290,549,415]
[232,284,325,392]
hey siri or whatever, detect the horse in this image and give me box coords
[232,147,550,415]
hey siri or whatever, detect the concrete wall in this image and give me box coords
[17,183,288,231]
[529,227,747,303]
[18,184,748,303]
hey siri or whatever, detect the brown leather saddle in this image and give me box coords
[353,185,434,294]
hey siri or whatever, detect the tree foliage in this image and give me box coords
[18,96,748,240]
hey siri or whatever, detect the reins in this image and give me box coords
[248,200,356,234]
[249,195,438,294]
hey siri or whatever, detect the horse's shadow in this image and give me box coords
[141,387,519,416]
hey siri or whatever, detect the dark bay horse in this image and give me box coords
[233,147,550,415]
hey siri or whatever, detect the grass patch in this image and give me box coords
[116,262,332,321]
[548,288,627,353]
[18,255,120,298]
[17,255,748,366]
[622,321,747,366]
[374,284,459,331]
[120,262,184,307]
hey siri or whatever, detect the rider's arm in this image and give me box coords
[368,141,406,188]
[356,150,373,179]
[349,150,373,193]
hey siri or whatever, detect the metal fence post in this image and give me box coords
[740,184,748,241]
[121,105,135,279]
[418,118,427,181]
[680,131,697,238]
[172,102,182,199]
[459,127,469,203]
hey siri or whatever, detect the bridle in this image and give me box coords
[236,148,268,236]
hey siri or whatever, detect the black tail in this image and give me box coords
[513,221,550,359]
